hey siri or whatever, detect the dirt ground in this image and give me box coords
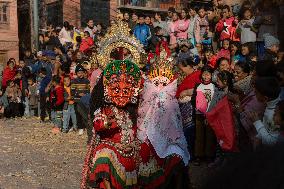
[0,117,211,189]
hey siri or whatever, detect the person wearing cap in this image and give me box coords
[260,33,280,64]
[71,65,90,135]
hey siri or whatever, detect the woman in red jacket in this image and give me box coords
[80,31,94,54]
[177,56,201,157]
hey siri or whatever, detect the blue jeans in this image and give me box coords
[63,104,77,131]
[51,110,63,128]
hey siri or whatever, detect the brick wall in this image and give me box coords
[0,0,19,62]
[110,0,118,21]
[63,0,81,28]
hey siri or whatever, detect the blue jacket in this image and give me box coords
[39,76,51,96]
[133,24,151,47]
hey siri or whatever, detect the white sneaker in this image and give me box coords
[78,129,84,135]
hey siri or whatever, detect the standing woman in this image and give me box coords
[176,57,201,157]
[169,11,180,49]
[176,8,190,44]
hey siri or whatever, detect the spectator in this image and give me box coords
[188,6,198,46]
[62,75,77,133]
[237,8,257,45]
[5,80,23,118]
[195,7,211,47]
[27,77,38,117]
[261,33,280,64]
[153,12,168,37]
[253,0,279,57]
[248,77,281,146]
[71,65,90,135]
[38,68,51,122]
[50,75,64,133]
[148,26,164,52]
[84,19,97,40]
[0,89,8,118]
[166,7,175,23]
[79,31,94,53]
[129,13,138,31]
[133,14,151,47]
[59,21,72,47]
[216,5,238,42]
[89,62,102,92]
[2,60,17,90]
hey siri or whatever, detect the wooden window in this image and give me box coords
[0,2,9,27]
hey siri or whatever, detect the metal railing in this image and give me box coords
[118,0,182,10]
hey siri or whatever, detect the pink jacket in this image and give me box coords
[176,19,190,40]
[169,19,190,45]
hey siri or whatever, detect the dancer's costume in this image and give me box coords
[137,43,190,188]
[81,21,145,189]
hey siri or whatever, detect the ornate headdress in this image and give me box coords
[91,21,146,69]
[148,42,175,86]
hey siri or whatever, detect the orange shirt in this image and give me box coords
[64,86,74,104]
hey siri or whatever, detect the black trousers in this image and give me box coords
[40,95,50,121]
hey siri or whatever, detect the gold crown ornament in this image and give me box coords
[92,21,146,69]
[148,48,175,84]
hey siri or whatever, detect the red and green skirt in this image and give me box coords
[88,143,138,189]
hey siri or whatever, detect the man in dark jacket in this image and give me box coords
[39,68,51,122]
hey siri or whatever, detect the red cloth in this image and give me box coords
[205,96,238,152]
[79,37,94,53]
[2,67,16,89]
[155,41,171,58]
[215,17,237,41]
[208,55,218,69]
[176,70,201,98]
[216,48,231,61]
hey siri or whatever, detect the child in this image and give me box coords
[79,31,94,53]
[50,75,64,133]
[204,49,217,69]
[89,62,102,92]
[212,57,231,82]
[215,5,238,42]
[39,68,51,122]
[195,7,212,49]
[69,62,77,80]
[194,66,216,165]
[214,71,234,99]
[248,77,281,146]
[0,89,8,118]
[237,8,256,45]
[5,80,23,118]
[27,77,38,117]
[216,39,231,61]
[71,65,90,135]
[62,75,77,133]
[230,41,242,69]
